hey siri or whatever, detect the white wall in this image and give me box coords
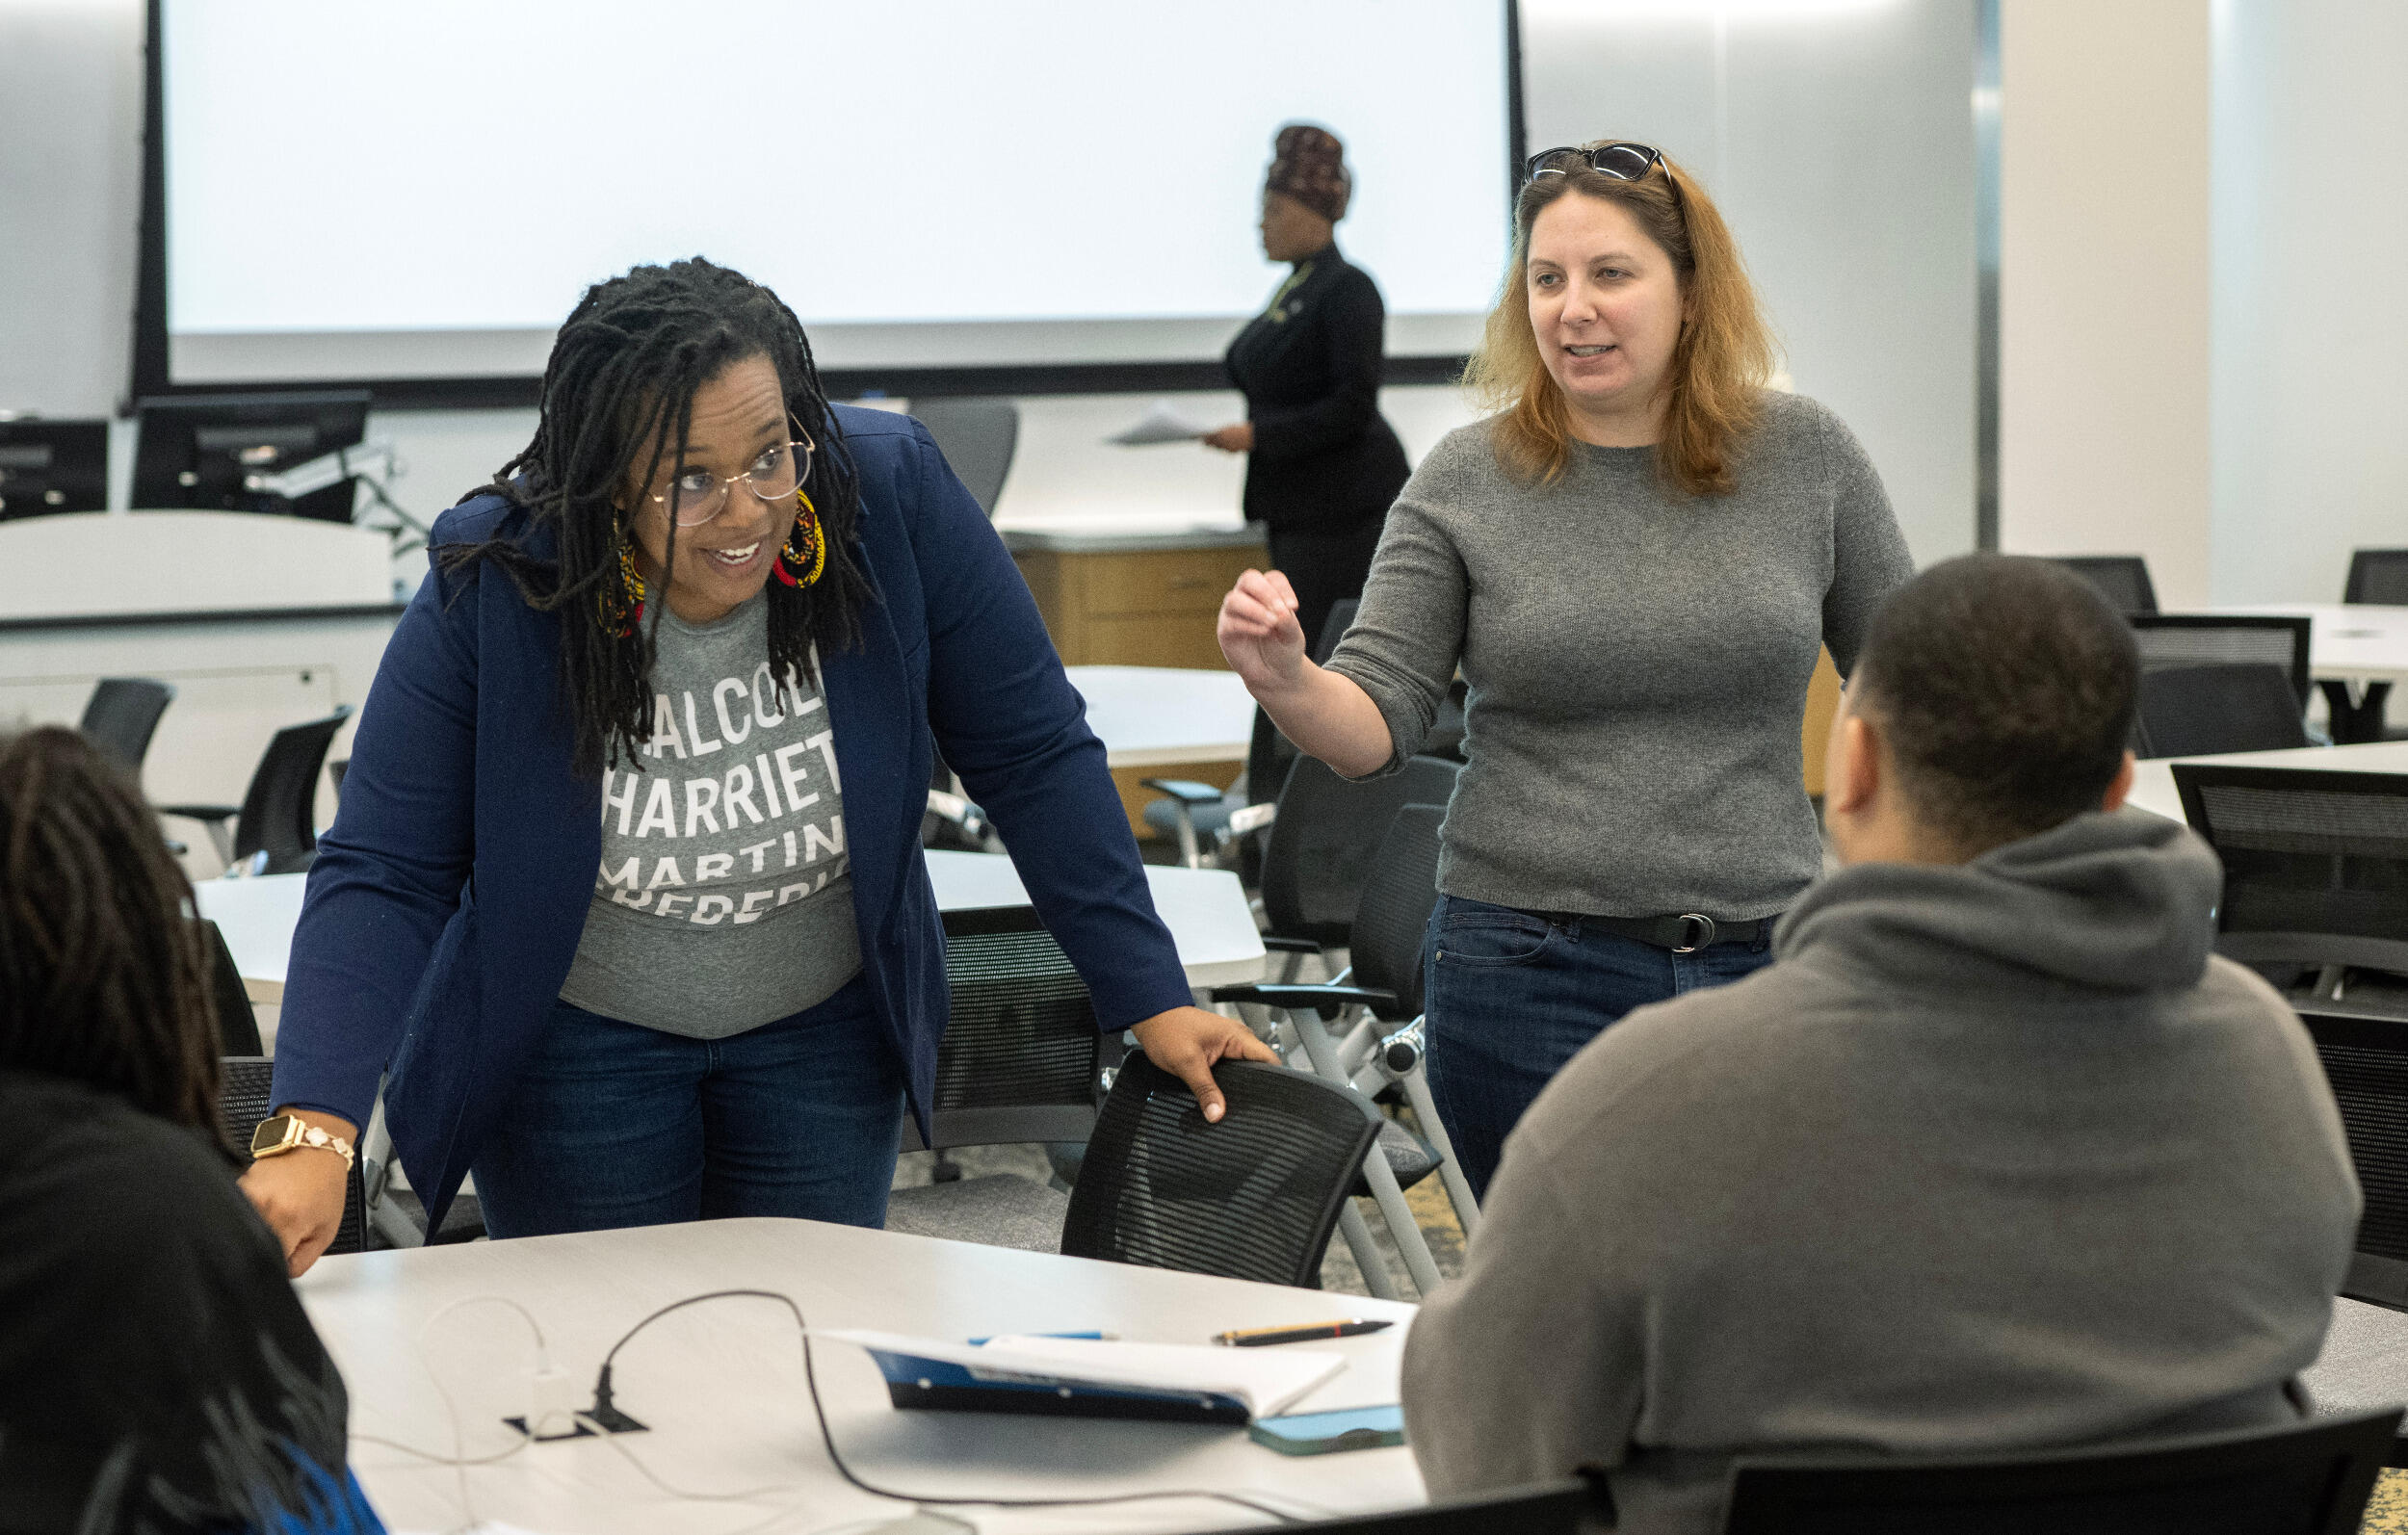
[1996,0,2213,606]
[1520,0,1978,568]
[2210,0,2408,605]
[5,0,1981,569]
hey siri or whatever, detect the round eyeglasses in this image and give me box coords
[1523,142,1668,187]
[648,424,817,527]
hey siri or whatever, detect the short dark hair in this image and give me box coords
[1851,554,2138,851]
[0,728,227,1139]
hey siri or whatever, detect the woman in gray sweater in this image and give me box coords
[1217,142,1913,1196]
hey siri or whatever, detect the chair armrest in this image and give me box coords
[1140,778,1228,806]
[1210,982,1398,1020]
[1224,803,1276,838]
[1260,935,1322,954]
[156,803,239,824]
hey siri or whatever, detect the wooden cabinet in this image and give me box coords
[1008,533,1265,670]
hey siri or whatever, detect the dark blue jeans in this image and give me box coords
[473,975,903,1238]
[1422,895,1774,1201]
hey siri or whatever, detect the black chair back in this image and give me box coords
[1721,1408,2400,1535]
[2296,1009,2408,1309]
[2133,663,2313,759]
[910,398,1019,518]
[1061,1056,1378,1286]
[2130,613,2313,707]
[217,1057,367,1256]
[2345,549,2408,607]
[200,919,263,1056]
[1260,754,1460,950]
[77,677,175,777]
[235,706,352,873]
[1349,805,1448,1022]
[903,905,1103,1153]
[2173,765,2408,977]
[2053,555,2159,614]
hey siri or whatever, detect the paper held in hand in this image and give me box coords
[1107,401,1212,446]
[824,1329,1347,1423]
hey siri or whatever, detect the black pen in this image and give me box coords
[1216,1318,1395,1348]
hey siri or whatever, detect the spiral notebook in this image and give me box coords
[824,1330,1347,1425]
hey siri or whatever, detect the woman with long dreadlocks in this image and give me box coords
[241,258,1273,1273]
[0,729,382,1532]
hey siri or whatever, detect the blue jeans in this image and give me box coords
[473,974,903,1238]
[1422,895,1775,1201]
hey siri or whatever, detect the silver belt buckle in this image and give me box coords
[1673,914,1716,953]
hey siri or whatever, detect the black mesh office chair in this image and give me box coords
[909,398,1019,518]
[883,906,1107,1252]
[2129,613,2313,705]
[218,1056,367,1256]
[1061,1056,1379,1287]
[2330,549,2408,742]
[1722,1409,2399,1535]
[77,677,175,779]
[2173,765,2408,1000]
[1215,804,1476,1296]
[2052,555,2159,614]
[159,705,352,872]
[200,919,263,1056]
[2133,663,2313,758]
[2297,1010,2408,1310]
[1259,753,1460,956]
[1144,599,1362,866]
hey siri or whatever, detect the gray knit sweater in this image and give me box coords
[1324,392,1913,919]
[1400,809,2360,1534]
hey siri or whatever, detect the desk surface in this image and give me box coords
[2125,740,2408,824]
[197,853,1265,1001]
[2210,603,2408,684]
[307,1216,1420,1533]
[1068,666,1256,769]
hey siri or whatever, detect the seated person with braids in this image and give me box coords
[242,257,1273,1272]
[0,728,383,1533]
[1402,556,2359,1535]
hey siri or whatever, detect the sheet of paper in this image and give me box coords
[821,1329,1346,1418]
[1106,401,1212,446]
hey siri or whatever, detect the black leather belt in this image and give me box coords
[1570,912,1772,954]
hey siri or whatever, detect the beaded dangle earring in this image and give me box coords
[772,486,826,589]
[598,537,648,638]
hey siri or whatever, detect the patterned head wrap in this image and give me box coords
[1265,123,1351,222]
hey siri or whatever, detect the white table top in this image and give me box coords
[2124,740,2408,824]
[305,1216,1420,1533]
[197,852,1264,1001]
[2209,603,2408,684]
[1067,666,1257,769]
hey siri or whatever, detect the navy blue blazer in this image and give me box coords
[270,406,1194,1227]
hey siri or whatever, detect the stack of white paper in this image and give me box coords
[1106,402,1212,446]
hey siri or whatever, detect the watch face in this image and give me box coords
[249,1116,291,1157]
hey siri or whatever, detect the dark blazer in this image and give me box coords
[269,406,1193,1228]
[1224,244,1411,533]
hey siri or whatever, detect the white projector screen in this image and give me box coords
[158,1,1515,387]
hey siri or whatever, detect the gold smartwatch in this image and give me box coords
[249,1113,356,1171]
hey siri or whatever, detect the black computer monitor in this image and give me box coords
[0,418,110,520]
[132,390,371,523]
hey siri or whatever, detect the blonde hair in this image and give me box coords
[1461,144,1776,495]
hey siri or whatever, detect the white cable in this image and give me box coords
[346,1293,551,1532]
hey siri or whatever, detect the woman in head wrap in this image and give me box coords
[1206,123,1411,651]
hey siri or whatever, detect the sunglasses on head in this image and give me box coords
[1523,142,1669,187]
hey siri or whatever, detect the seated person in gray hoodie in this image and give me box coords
[1400,553,2360,1535]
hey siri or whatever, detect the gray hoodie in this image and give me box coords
[1400,809,2359,1534]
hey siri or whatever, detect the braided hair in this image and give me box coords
[443,257,872,780]
[0,728,226,1141]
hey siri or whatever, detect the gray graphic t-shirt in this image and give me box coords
[558,592,859,1036]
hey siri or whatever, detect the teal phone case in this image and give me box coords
[1247,1405,1407,1456]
